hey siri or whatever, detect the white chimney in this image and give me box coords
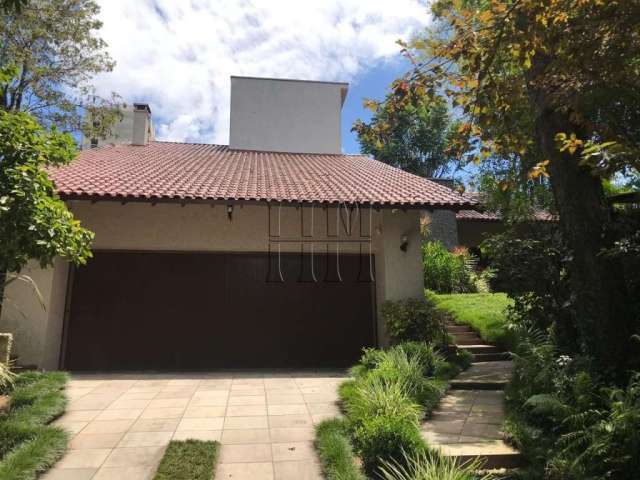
[132,103,154,146]
[229,76,348,154]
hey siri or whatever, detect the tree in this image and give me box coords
[1,0,27,13]
[353,85,465,178]
[382,0,640,372]
[0,109,94,278]
[471,154,556,223]
[0,0,123,139]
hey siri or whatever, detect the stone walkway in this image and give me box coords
[421,323,521,469]
[45,371,344,480]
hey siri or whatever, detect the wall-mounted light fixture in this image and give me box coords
[400,234,409,252]
[227,205,234,221]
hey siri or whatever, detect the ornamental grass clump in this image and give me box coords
[346,376,425,477]
[315,418,366,480]
[379,450,493,480]
[0,371,69,479]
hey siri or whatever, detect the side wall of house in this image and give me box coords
[457,220,506,248]
[0,258,69,368]
[1,202,428,369]
[421,209,459,249]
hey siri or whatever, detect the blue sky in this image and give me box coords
[341,59,412,154]
[92,1,431,146]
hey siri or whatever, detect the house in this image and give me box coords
[456,196,556,250]
[81,103,155,150]
[0,76,474,371]
[420,183,555,251]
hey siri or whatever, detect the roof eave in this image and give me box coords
[60,193,475,211]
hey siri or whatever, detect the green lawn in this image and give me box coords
[0,371,69,480]
[153,440,220,480]
[430,292,514,350]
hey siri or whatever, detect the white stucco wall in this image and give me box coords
[0,258,69,368]
[1,202,428,369]
[68,202,379,253]
[375,209,425,346]
[229,77,347,154]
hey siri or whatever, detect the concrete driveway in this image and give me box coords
[44,371,345,480]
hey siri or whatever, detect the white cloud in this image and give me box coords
[92,0,431,143]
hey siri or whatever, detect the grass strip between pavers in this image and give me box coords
[315,418,365,480]
[0,371,69,480]
[153,439,220,480]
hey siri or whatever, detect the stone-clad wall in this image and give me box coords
[421,210,459,249]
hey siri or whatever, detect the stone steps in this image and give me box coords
[455,344,502,355]
[423,321,521,470]
[453,336,485,345]
[473,352,511,363]
[446,325,474,334]
[450,379,510,390]
[439,442,522,469]
[450,361,513,391]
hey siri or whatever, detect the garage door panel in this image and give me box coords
[63,251,375,370]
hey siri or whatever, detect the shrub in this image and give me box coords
[370,365,442,411]
[381,297,448,345]
[349,344,448,409]
[549,374,640,480]
[379,449,493,480]
[345,375,426,477]
[395,342,443,378]
[345,376,423,424]
[351,344,440,378]
[338,380,358,410]
[0,362,15,395]
[315,418,365,480]
[504,325,640,480]
[349,348,387,378]
[481,224,578,352]
[422,242,476,294]
[331,342,466,478]
[352,413,425,478]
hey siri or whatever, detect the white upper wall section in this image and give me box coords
[229,76,348,154]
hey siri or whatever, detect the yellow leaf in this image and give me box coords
[527,160,550,180]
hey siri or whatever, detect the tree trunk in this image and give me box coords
[534,108,631,374]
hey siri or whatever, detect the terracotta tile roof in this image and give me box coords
[456,209,556,222]
[50,141,475,208]
[454,191,555,221]
[456,209,504,221]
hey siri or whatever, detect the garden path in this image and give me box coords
[421,323,521,469]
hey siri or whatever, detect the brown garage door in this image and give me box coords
[62,251,376,370]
